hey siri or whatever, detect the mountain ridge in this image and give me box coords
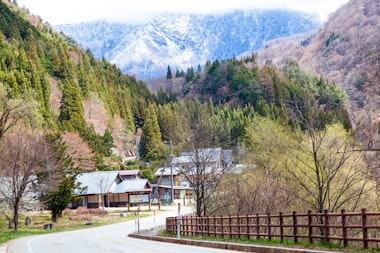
[55,10,322,79]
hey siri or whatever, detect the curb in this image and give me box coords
[0,243,8,253]
[128,233,345,253]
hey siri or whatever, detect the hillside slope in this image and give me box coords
[0,1,154,168]
[257,0,380,148]
[55,10,321,79]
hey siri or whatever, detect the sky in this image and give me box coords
[16,0,349,25]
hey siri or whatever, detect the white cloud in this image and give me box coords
[17,0,349,25]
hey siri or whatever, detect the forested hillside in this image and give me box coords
[157,56,350,131]
[256,0,380,149]
[0,0,154,168]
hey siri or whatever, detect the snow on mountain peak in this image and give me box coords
[55,10,321,79]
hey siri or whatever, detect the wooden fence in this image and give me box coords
[166,209,380,249]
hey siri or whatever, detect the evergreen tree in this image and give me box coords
[197,64,202,73]
[101,129,114,157]
[39,132,83,222]
[159,102,189,147]
[186,67,195,82]
[166,65,172,79]
[58,80,86,133]
[157,87,169,105]
[50,51,61,77]
[139,104,164,161]
[6,71,19,97]
[25,28,40,69]
[175,68,181,78]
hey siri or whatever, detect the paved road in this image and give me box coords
[5,206,241,253]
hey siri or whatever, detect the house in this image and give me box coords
[153,167,192,204]
[113,179,151,209]
[119,169,141,180]
[71,171,120,209]
[172,148,227,176]
[70,170,151,210]
[154,167,181,186]
[157,148,241,203]
[173,148,232,169]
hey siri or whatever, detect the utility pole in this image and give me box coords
[170,140,174,205]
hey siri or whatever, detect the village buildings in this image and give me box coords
[0,148,241,212]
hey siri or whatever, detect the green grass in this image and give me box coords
[159,231,380,253]
[0,211,150,245]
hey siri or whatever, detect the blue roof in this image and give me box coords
[154,167,180,176]
[113,179,151,193]
[76,171,120,195]
[173,148,222,164]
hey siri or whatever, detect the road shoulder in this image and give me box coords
[0,242,8,253]
[129,233,345,253]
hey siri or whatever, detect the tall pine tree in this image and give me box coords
[139,103,164,161]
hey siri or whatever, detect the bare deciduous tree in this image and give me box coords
[181,148,224,216]
[177,110,226,216]
[93,172,117,209]
[285,124,371,214]
[215,116,298,215]
[209,168,295,215]
[0,127,61,231]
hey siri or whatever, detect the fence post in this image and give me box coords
[202,216,205,236]
[229,215,232,239]
[204,216,206,236]
[341,209,347,247]
[184,216,187,236]
[362,208,368,249]
[237,214,241,238]
[187,216,190,236]
[293,211,298,243]
[197,217,200,236]
[174,217,177,235]
[324,210,330,243]
[308,210,313,244]
[214,215,216,237]
[268,212,272,241]
[279,212,284,243]
[247,214,250,240]
[221,215,224,238]
[256,213,260,239]
[191,216,194,236]
[208,216,211,236]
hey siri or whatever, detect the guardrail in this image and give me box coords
[166,209,380,249]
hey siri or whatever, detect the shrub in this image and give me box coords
[72,214,94,222]
[76,206,107,216]
[62,208,73,216]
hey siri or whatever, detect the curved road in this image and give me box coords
[6,206,240,253]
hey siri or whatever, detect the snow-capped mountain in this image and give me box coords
[55,10,321,79]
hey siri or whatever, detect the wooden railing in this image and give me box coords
[166,209,380,249]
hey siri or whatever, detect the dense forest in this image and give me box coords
[0,0,153,162]
[0,0,378,226]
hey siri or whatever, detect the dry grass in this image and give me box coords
[0,207,150,244]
